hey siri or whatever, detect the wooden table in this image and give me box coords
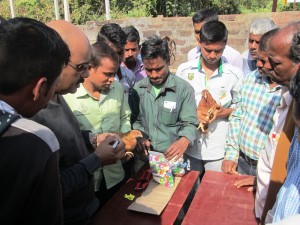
[90,168,199,225]
[182,171,258,225]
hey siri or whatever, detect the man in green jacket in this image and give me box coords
[130,35,198,172]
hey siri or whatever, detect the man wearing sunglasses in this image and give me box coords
[32,20,125,225]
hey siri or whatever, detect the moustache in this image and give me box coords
[125,56,135,62]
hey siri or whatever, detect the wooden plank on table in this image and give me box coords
[182,171,257,225]
[90,169,199,225]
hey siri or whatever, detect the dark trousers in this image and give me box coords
[237,155,257,176]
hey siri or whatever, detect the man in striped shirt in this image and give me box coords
[222,28,282,176]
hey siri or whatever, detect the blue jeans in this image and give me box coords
[237,155,257,176]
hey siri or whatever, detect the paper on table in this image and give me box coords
[127,177,181,215]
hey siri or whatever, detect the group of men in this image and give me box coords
[0,7,300,225]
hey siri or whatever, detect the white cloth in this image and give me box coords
[241,50,257,76]
[266,214,300,225]
[187,45,243,71]
[0,100,17,114]
[255,88,292,219]
[176,59,244,160]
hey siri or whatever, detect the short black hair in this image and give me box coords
[199,20,228,43]
[258,28,279,52]
[192,8,218,24]
[140,35,170,64]
[97,23,126,50]
[123,26,140,44]
[0,17,70,95]
[289,32,300,101]
[90,41,119,68]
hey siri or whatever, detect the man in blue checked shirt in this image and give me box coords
[222,28,283,176]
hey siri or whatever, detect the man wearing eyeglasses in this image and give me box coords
[32,20,125,225]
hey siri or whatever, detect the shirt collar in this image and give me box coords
[140,73,176,94]
[74,84,89,98]
[121,59,144,74]
[281,86,293,108]
[74,83,113,98]
[254,70,282,91]
[0,100,18,115]
[135,59,144,71]
[198,56,224,76]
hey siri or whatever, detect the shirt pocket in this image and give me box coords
[160,107,178,125]
[73,103,91,116]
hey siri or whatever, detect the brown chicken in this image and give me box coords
[119,130,143,159]
[197,90,219,133]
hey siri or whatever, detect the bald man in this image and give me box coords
[32,21,125,225]
[256,21,300,223]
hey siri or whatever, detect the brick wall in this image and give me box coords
[79,11,300,71]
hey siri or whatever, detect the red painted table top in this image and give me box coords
[90,167,199,225]
[182,171,258,225]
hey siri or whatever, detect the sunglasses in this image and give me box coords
[68,62,90,74]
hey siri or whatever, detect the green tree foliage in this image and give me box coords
[239,0,299,13]
[69,0,104,24]
[109,0,154,18]
[0,0,59,21]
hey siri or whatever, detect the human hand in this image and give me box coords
[94,134,125,166]
[136,137,151,156]
[221,160,238,174]
[234,176,256,192]
[208,105,221,123]
[96,133,116,146]
[164,137,189,161]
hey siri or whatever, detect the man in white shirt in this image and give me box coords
[262,22,300,224]
[177,20,243,174]
[187,8,243,70]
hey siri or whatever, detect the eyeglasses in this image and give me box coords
[68,62,90,74]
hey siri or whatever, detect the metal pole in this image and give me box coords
[54,0,59,20]
[63,0,71,21]
[105,0,111,21]
[9,0,15,18]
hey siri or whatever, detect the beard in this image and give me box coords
[124,57,137,69]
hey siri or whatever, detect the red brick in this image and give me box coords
[159,31,173,37]
[143,30,157,37]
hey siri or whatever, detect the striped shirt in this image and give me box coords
[272,128,300,222]
[224,70,282,162]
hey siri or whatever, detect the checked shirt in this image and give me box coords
[224,70,282,162]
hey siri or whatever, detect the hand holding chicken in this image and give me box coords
[197,90,220,133]
[118,130,143,159]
